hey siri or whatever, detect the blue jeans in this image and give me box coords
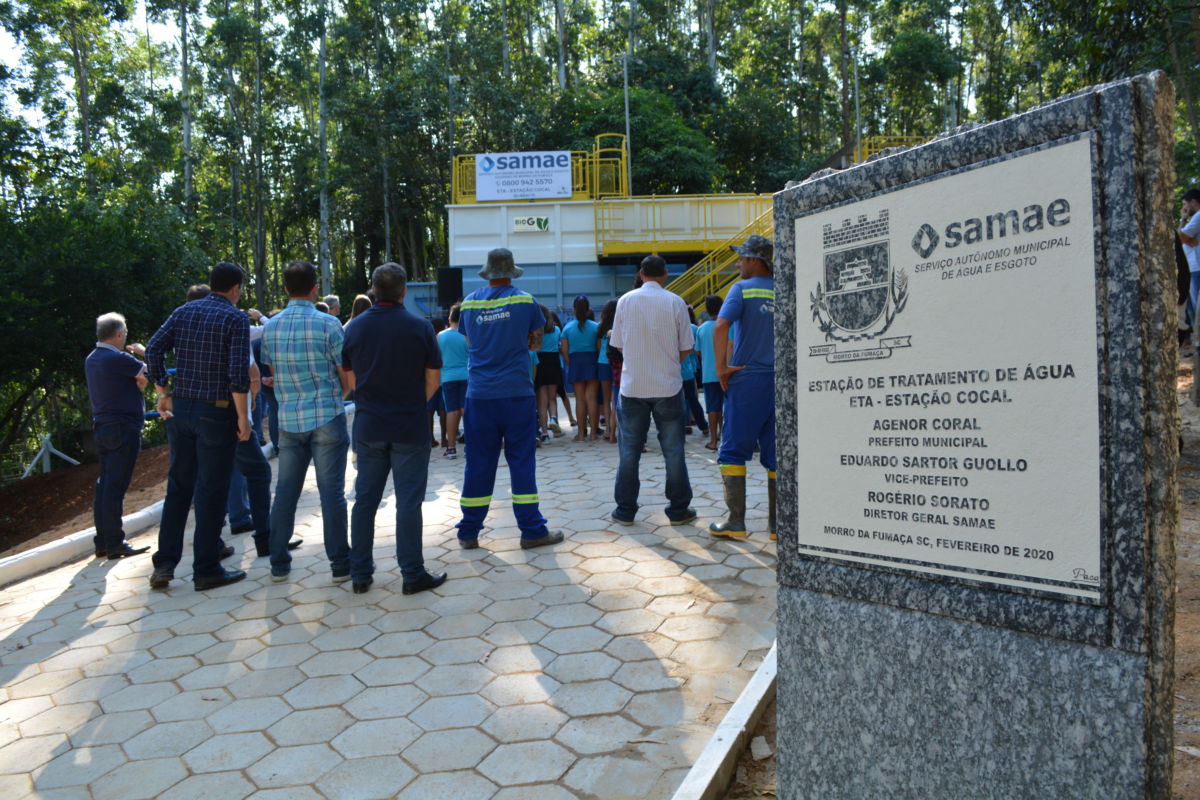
[614,390,692,521]
[261,386,279,449]
[227,438,273,546]
[352,439,430,581]
[93,421,142,553]
[154,397,238,578]
[270,414,349,575]
[682,380,708,432]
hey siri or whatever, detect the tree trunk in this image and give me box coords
[66,24,93,194]
[838,0,850,149]
[501,0,511,80]
[180,1,193,215]
[705,0,716,73]
[1168,16,1200,154]
[253,0,267,310]
[556,0,567,89]
[318,0,332,294]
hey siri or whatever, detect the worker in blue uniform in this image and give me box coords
[455,248,564,550]
[710,234,777,541]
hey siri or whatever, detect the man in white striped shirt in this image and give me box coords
[609,255,696,526]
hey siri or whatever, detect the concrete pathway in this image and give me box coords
[0,426,777,799]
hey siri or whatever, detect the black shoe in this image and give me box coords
[107,543,151,560]
[194,568,247,591]
[255,538,302,558]
[218,545,235,560]
[231,522,255,535]
[459,538,479,550]
[402,571,448,595]
[668,509,698,526]
[149,569,173,589]
[520,530,564,549]
[352,577,373,594]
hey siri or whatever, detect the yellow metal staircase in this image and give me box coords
[666,207,773,309]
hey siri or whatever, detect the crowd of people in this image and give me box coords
[83,235,776,595]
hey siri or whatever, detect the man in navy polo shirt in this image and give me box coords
[84,313,152,560]
[342,262,447,595]
[455,248,562,550]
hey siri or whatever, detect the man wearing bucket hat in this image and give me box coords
[710,234,777,541]
[455,248,563,549]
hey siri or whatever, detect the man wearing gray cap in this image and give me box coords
[710,234,777,541]
[455,248,563,550]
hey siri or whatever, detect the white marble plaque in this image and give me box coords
[794,135,1102,600]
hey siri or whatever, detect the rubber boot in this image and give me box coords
[710,474,748,538]
[768,473,777,541]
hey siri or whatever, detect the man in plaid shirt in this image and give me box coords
[261,260,353,583]
[146,262,253,591]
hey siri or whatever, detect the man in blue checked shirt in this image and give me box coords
[261,260,353,584]
[146,262,253,591]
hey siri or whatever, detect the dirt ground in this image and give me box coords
[725,360,1200,799]
[0,444,169,556]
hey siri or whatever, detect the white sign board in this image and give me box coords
[476,151,572,201]
[794,135,1101,600]
[512,215,551,233]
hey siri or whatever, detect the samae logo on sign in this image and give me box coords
[475,150,572,202]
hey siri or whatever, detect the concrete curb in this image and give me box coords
[0,436,286,590]
[671,641,778,800]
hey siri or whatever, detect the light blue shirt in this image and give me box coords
[260,300,345,432]
[438,328,469,383]
[561,319,599,353]
[696,319,717,384]
[539,325,562,354]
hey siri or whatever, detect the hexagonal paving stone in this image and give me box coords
[482,619,550,647]
[90,756,189,800]
[539,625,611,655]
[492,784,579,800]
[477,740,574,785]
[229,666,306,699]
[205,696,291,734]
[343,684,428,720]
[332,718,423,759]
[168,770,255,800]
[421,637,493,665]
[551,679,632,716]
[555,714,643,754]
[536,603,603,629]
[481,672,561,706]
[395,770,497,800]
[33,743,126,789]
[122,720,212,760]
[68,709,154,747]
[246,743,341,788]
[364,631,435,658]
[99,681,179,714]
[401,728,497,772]
[183,731,273,772]
[563,754,664,797]
[151,688,233,722]
[268,708,356,746]
[612,660,686,692]
[597,608,665,636]
[19,702,100,737]
[425,613,492,640]
[408,695,497,731]
[315,755,416,799]
[481,703,569,743]
[0,733,69,774]
[544,651,621,683]
[283,675,365,710]
[300,649,374,678]
[414,662,494,696]
[178,662,250,691]
[246,644,319,670]
[370,608,437,633]
[353,656,430,687]
[311,624,381,652]
[657,615,725,642]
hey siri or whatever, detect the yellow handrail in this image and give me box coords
[666,206,774,309]
[852,135,931,164]
[594,194,771,256]
[452,134,629,204]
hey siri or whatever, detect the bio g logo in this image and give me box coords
[911,223,939,259]
[479,156,496,173]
